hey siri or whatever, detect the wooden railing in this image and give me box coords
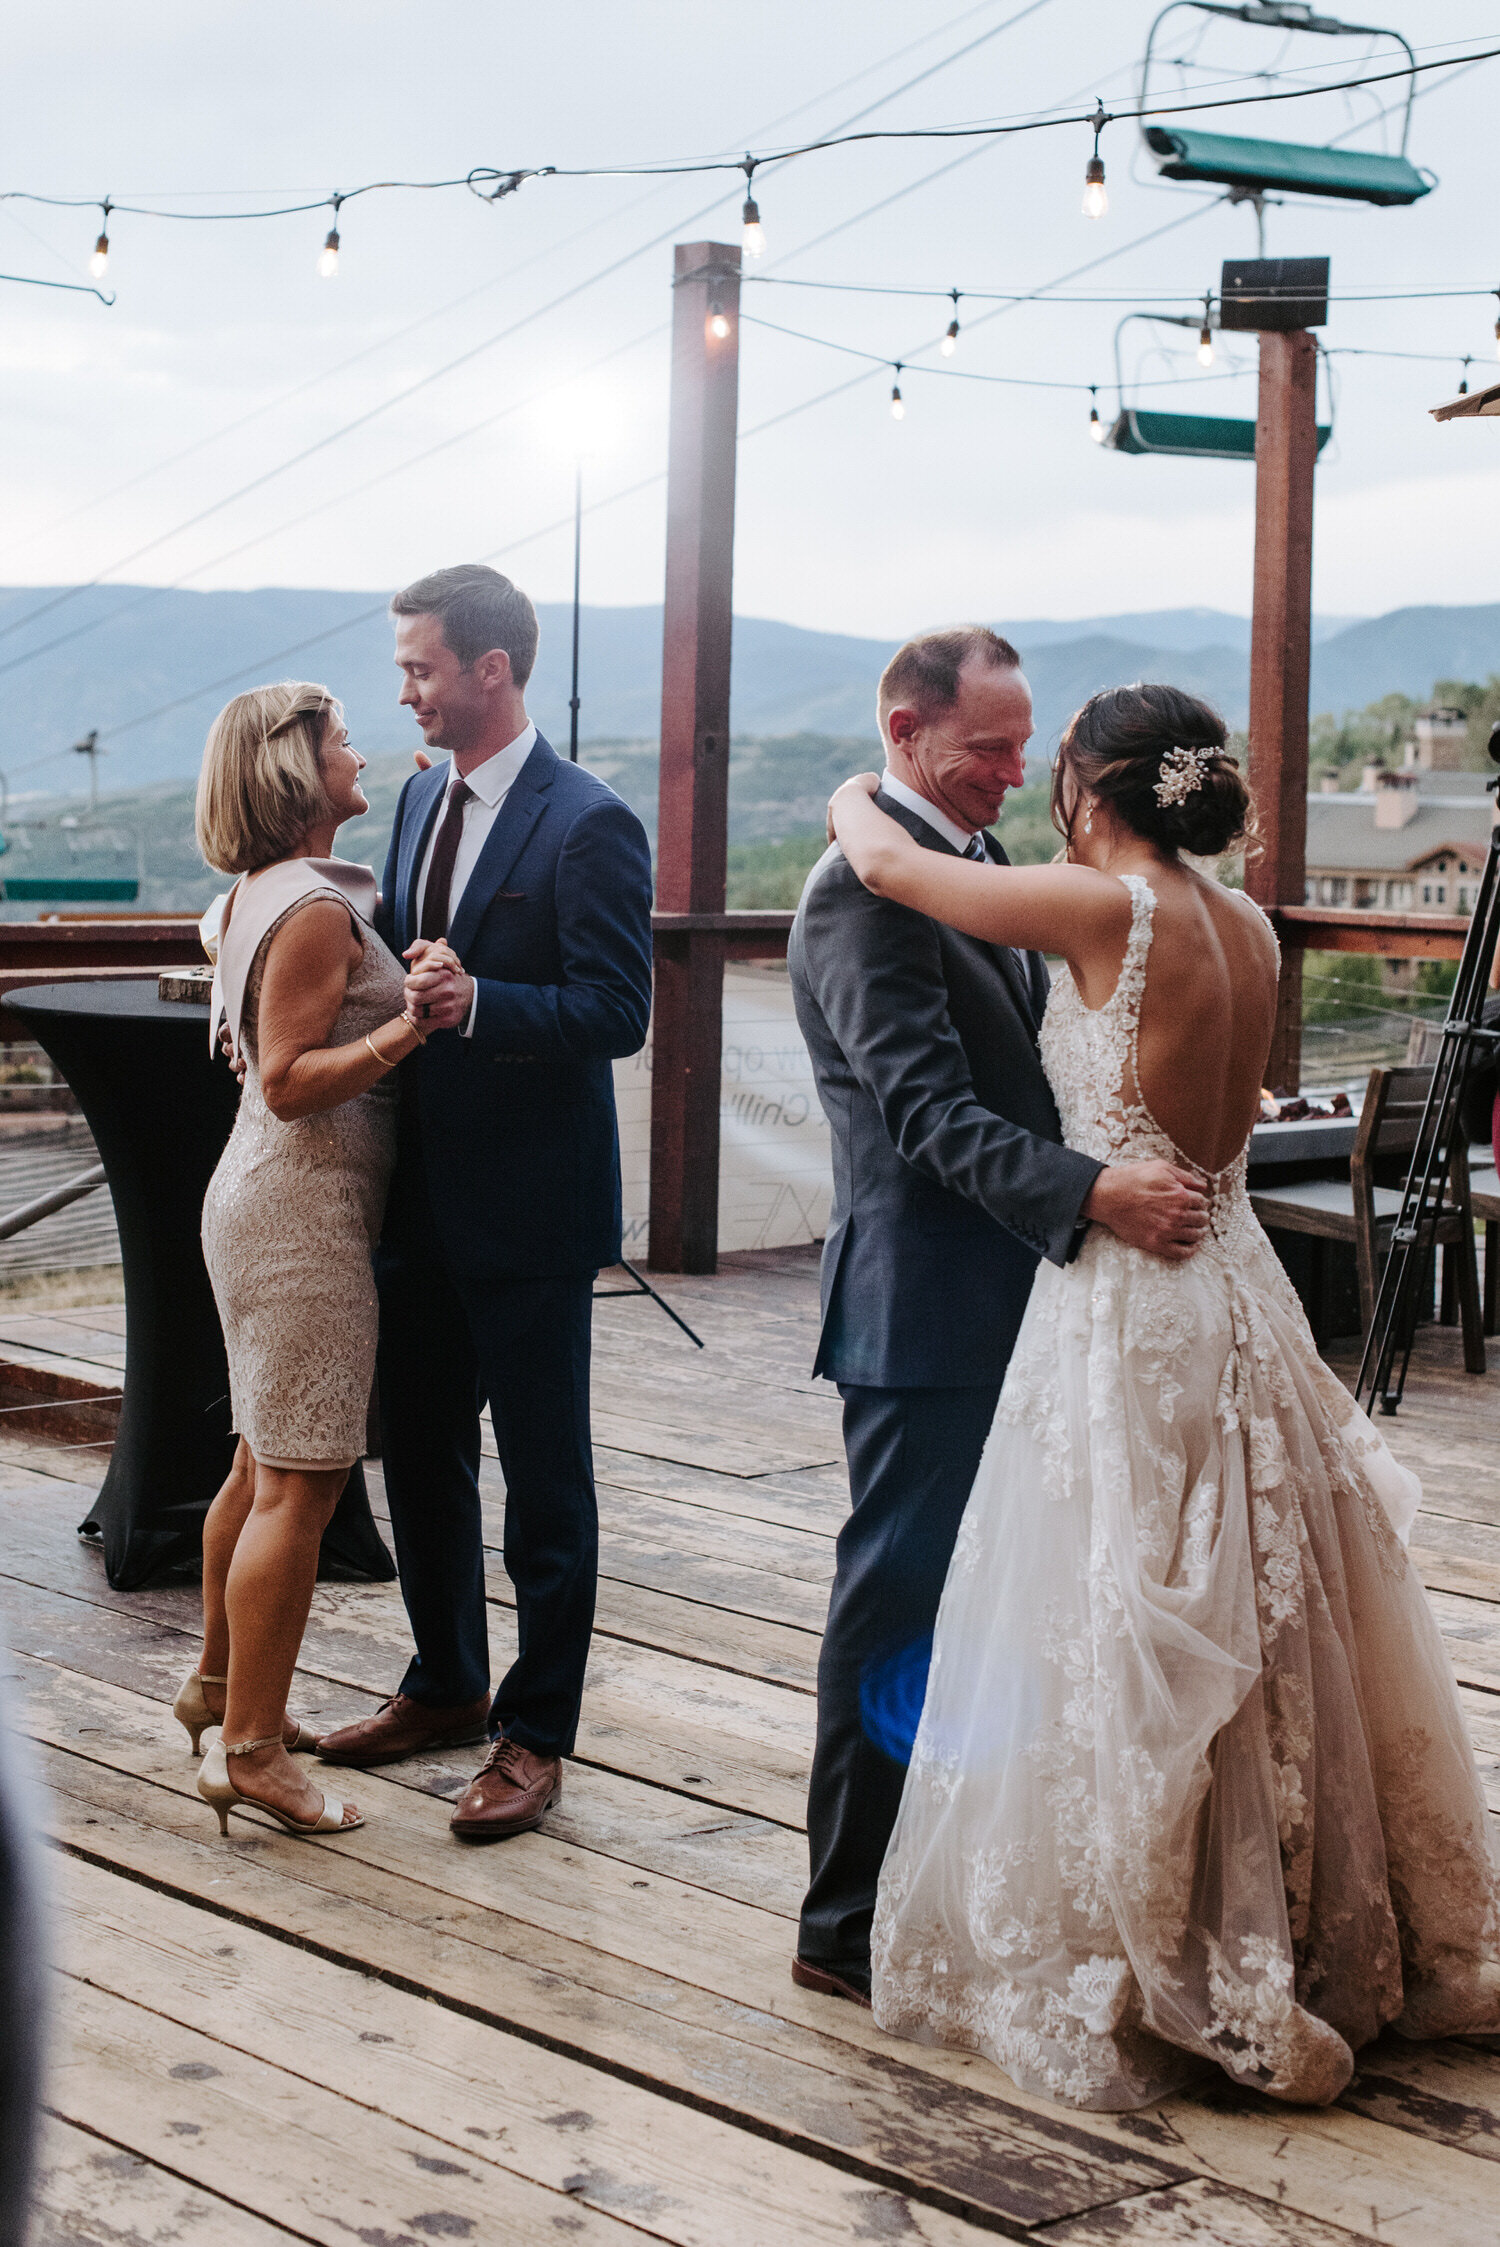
[0,902,1469,1107]
[1272,905,1468,961]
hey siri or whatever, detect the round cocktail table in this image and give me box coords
[8,981,394,1590]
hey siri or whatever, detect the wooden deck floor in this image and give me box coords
[3,1251,1498,2247]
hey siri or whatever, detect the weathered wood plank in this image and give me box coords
[28,2111,300,2247]
[58,1853,1011,2247]
[32,1669,1500,2247]
[51,1974,647,2246]
[1340,2035,1500,2162]
[1037,2174,1374,2243]
[41,1763,1195,2232]
[1407,1512,1500,1606]
[1154,2087,1500,2247]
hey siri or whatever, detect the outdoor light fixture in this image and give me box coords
[89,200,111,280]
[942,291,960,356]
[741,159,765,259]
[1089,388,1104,441]
[706,282,731,342]
[319,195,344,279]
[1082,101,1109,220]
[1197,295,1215,368]
[890,367,905,420]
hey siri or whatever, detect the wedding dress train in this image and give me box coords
[872,876,1500,2109]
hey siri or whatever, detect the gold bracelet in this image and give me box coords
[364,1033,396,1071]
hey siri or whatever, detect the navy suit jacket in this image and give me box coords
[377,733,653,1281]
[788,794,1102,1389]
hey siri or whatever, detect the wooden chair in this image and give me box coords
[1250,1065,1485,1373]
[1469,1152,1500,1336]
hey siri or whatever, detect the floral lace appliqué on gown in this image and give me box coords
[871,874,1500,2109]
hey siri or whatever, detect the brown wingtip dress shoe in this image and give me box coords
[315,1691,492,1767]
[449,1736,562,1841]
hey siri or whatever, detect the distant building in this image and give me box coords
[1304,706,1492,916]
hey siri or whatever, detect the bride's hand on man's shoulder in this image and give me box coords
[826,772,882,845]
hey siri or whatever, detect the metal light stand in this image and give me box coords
[1355,723,1500,1416]
[593,1259,704,1348]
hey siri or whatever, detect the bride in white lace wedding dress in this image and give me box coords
[828,684,1500,2111]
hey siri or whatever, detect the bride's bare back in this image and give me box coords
[1087,861,1278,1179]
[827,781,1278,1183]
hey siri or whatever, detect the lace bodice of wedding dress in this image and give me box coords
[872,874,1500,2111]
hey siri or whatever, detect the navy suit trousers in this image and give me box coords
[375,1184,596,1759]
[798,1381,1001,1974]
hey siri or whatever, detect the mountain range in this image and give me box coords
[2,585,1497,804]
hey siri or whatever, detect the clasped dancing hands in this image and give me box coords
[403,936,473,1031]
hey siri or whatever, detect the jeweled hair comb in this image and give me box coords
[1154,745,1216,808]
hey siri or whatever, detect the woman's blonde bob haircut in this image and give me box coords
[196,681,338,874]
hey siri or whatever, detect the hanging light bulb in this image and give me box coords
[1458,356,1472,396]
[890,367,905,421]
[741,159,765,259]
[1198,296,1215,368]
[318,196,343,279]
[1088,387,1105,443]
[706,282,731,343]
[941,290,960,357]
[89,200,111,280]
[1081,101,1109,220]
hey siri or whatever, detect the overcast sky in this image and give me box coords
[2,0,1496,645]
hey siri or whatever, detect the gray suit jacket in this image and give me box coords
[788,792,1102,1389]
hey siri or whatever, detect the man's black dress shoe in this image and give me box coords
[791,1956,872,2008]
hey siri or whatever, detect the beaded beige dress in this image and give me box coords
[201,859,407,1473]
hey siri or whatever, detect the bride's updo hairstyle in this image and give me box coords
[196,680,337,874]
[1050,682,1250,859]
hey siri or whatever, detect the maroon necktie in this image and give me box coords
[418,779,473,942]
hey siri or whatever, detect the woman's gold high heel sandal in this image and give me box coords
[198,1736,362,1839]
[172,1672,318,1757]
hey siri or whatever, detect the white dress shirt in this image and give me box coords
[879,768,979,855]
[415,719,536,1036]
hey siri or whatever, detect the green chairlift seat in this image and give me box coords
[1144,126,1431,208]
[1139,5,1432,215]
[0,878,139,903]
[1105,408,1332,461]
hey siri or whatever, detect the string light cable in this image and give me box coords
[3,35,1494,243]
[20,27,1481,766]
[0,0,1036,565]
[739,306,1257,396]
[0,0,1069,652]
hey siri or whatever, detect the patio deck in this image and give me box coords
[3,1250,1498,2247]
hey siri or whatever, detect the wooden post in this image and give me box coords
[1246,327,1318,1092]
[648,241,741,1273]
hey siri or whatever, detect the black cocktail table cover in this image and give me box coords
[9,982,394,1590]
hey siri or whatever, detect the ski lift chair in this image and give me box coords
[1101,307,1332,459]
[1140,4,1434,210]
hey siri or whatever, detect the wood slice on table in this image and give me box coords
[157,967,213,1004]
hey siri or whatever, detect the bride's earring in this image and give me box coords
[1082,799,1094,837]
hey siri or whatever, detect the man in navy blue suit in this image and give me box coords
[317,564,653,1840]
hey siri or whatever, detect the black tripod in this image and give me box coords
[1355,723,1500,1416]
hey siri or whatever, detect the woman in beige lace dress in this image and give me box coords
[178,681,427,1840]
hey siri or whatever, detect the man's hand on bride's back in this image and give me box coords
[1083,1161,1209,1263]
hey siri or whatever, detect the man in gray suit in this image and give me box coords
[788,626,1208,2004]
